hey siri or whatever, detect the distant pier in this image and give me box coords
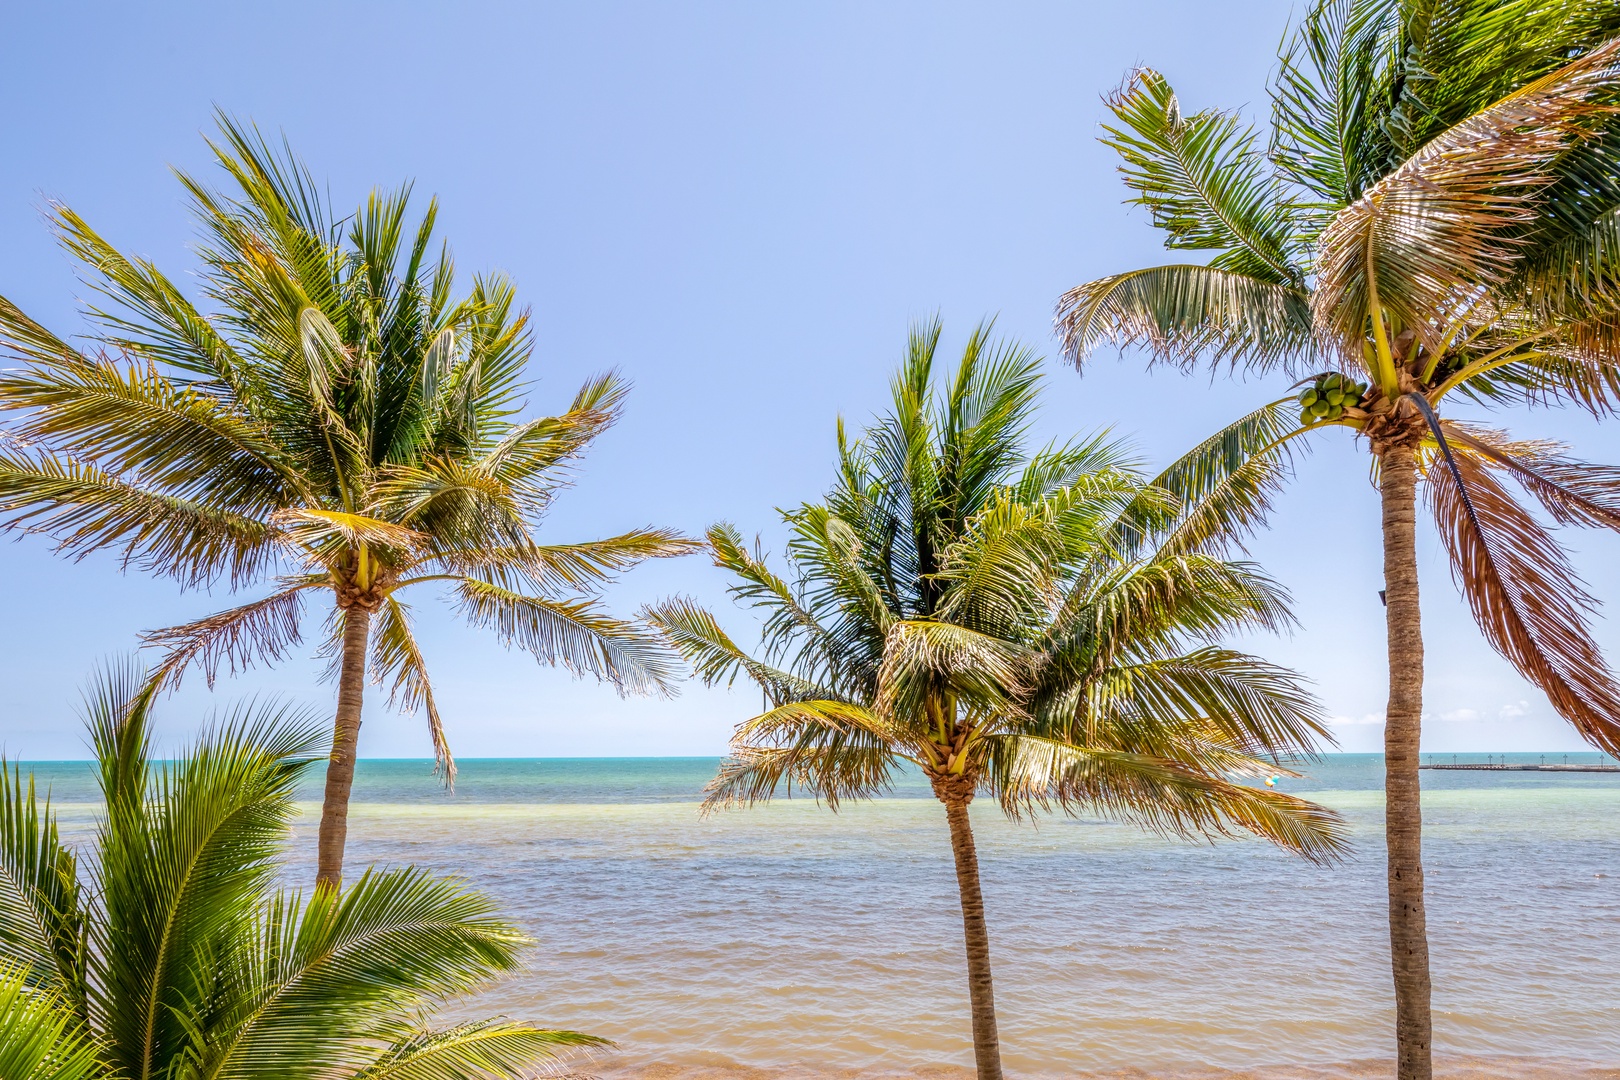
[1419,757,1620,773]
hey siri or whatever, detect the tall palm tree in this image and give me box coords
[0,663,601,1080]
[0,117,695,887]
[1057,5,1620,1076]
[647,321,1348,1080]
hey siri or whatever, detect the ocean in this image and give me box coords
[30,754,1620,1080]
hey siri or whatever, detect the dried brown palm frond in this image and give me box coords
[1422,432,1620,754]
[141,582,316,688]
[1442,422,1620,528]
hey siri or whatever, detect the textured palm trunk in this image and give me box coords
[941,792,1003,1080]
[316,604,372,890]
[1380,444,1432,1080]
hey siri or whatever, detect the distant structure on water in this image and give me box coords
[1420,753,1620,773]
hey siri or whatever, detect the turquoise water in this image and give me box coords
[31,754,1620,1079]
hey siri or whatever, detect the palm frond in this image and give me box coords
[454,579,678,695]
[0,294,79,367]
[271,508,426,564]
[1102,69,1304,283]
[92,696,324,1079]
[1268,0,1402,210]
[1132,397,1307,558]
[0,766,85,1011]
[1089,646,1333,761]
[196,867,529,1080]
[982,736,1348,863]
[0,964,103,1080]
[433,529,700,596]
[1444,422,1620,528]
[372,596,454,787]
[641,596,834,704]
[49,204,255,389]
[142,583,315,689]
[704,737,899,812]
[0,448,277,588]
[0,353,294,507]
[1056,264,1314,374]
[875,620,1031,727]
[1423,433,1620,753]
[352,1019,607,1080]
[1314,38,1620,364]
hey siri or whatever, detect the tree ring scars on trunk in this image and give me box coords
[315,599,376,891]
[1378,442,1433,1080]
[931,772,1004,1080]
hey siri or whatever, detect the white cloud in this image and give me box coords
[1330,713,1383,726]
[1499,700,1531,720]
[1438,707,1481,723]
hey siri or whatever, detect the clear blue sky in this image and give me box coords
[4,1,1618,759]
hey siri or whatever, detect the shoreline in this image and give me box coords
[592,1057,1620,1080]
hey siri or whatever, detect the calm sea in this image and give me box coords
[30,754,1620,1080]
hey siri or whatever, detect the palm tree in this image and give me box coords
[646,321,1348,1080]
[0,663,602,1080]
[0,116,695,887]
[1057,5,1620,1076]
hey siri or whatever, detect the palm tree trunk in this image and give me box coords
[940,789,1003,1080]
[1380,443,1431,1080]
[316,604,372,890]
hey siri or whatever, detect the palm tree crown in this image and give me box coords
[0,664,600,1080]
[0,117,695,884]
[1057,5,1620,1077]
[1059,7,1620,740]
[649,321,1346,1080]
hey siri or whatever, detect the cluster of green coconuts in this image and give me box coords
[1298,372,1368,425]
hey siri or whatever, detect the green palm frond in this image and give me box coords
[49,204,253,388]
[1052,553,1295,671]
[874,620,1032,727]
[1268,0,1402,212]
[981,736,1347,863]
[455,579,678,695]
[432,530,701,597]
[199,867,528,1079]
[1089,647,1334,761]
[1137,398,1309,558]
[91,694,324,1080]
[1102,69,1305,283]
[351,1019,607,1080]
[0,964,103,1080]
[0,294,78,367]
[271,508,426,564]
[0,767,85,1010]
[0,353,294,510]
[0,449,276,587]
[642,596,834,703]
